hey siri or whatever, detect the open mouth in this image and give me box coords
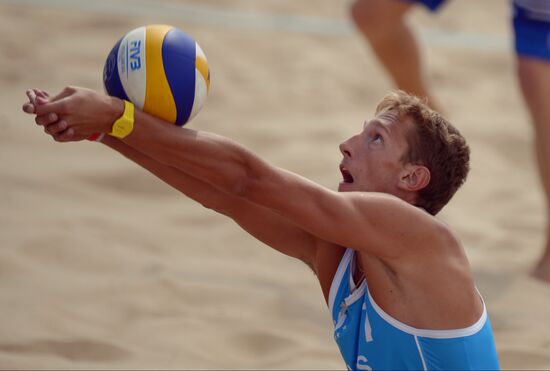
[339,164,354,183]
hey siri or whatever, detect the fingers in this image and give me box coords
[35,112,59,126]
[24,86,73,116]
[23,88,51,114]
[24,87,88,143]
[33,89,50,99]
[52,127,74,142]
[44,121,84,142]
[22,102,35,114]
[44,120,68,135]
[22,90,37,114]
[34,98,69,116]
[24,88,78,143]
[26,89,37,105]
[48,86,76,104]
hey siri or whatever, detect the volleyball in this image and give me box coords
[103,24,210,126]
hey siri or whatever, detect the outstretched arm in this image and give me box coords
[101,136,319,268]
[24,89,319,270]
[30,87,445,259]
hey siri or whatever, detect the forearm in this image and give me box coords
[30,88,267,203]
[117,107,336,236]
[121,108,267,198]
[106,103,378,253]
[100,135,235,213]
[101,135,318,264]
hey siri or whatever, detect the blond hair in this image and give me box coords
[376,91,470,215]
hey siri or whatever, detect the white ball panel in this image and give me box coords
[195,42,206,60]
[118,27,147,109]
[189,69,207,122]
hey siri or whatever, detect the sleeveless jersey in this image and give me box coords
[328,248,500,370]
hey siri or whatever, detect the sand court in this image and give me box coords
[1,0,550,369]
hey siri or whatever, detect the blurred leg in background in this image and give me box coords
[514,0,550,282]
[349,0,448,112]
[351,0,550,282]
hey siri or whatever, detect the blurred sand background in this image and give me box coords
[1,0,550,369]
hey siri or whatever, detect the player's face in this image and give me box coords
[338,112,411,193]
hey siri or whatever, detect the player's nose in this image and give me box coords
[339,138,353,158]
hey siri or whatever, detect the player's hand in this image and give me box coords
[24,86,124,142]
[23,88,78,141]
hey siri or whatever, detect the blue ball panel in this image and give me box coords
[162,28,196,126]
[103,37,129,101]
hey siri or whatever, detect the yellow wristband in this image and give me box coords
[108,100,135,139]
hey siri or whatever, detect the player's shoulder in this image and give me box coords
[370,192,461,250]
[351,191,436,224]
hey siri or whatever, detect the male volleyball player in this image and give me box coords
[23,88,500,370]
[350,0,550,282]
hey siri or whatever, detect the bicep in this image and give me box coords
[243,165,436,258]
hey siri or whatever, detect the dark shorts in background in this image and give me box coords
[398,0,550,61]
[513,0,550,61]
[399,0,447,12]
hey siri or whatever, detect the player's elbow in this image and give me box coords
[226,157,264,200]
[231,169,271,209]
[223,149,274,205]
[230,170,254,199]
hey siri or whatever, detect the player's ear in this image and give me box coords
[397,164,430,192]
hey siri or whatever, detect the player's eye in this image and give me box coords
[371,133,383,144]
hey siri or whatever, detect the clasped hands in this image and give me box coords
[22,87,124,142]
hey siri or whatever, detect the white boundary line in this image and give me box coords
[0,0,510,53]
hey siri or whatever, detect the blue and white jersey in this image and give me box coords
[328,249,500,371]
